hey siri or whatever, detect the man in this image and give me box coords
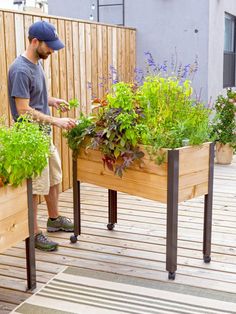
[8,20,76,251]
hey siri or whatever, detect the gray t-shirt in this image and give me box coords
[8,55,50,121]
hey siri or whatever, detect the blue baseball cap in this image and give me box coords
[28,20,64,51]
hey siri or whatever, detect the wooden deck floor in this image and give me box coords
[0,156,236,313]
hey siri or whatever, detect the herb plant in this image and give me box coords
[90,83,145,177]
[63,113,94,157]
[211,89,236,152]
[58,98,80,112]
[65,77,212,176]
[136,76,211,160]
[0,117,50,186]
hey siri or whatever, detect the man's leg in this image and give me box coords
[44,183,60,218]
[45,144,74,233]
[45,183,74,232]
[32,193,58,251]
[31,145,59,251]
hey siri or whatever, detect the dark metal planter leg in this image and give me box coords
[166,150,179,280]
[25,179,36,290]
[107,189,117,230]
[70,160,81,244]
[203,142,214,263]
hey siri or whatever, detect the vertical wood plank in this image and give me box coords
[121,28,126,82]
[72,21,81,118]
[91,24,98,100]
[102,25,108,95]
[107,26,112,91]
[112,27,118,84]
[97,24,103,99]
[65,20,74,106]
[85,23,92,114]
[117,27,122,81]
[0,12,8,122]
[79,23,86,114]
[23,14,33,49]
[15,14,25,56]
[4,12,16,125]
[125,29,130,82]
[4,12,16,60]
[130,30,136,82]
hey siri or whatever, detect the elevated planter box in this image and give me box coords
[71,142,214,280]
[0,180,36,290]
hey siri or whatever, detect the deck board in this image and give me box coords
[0,156,236,313]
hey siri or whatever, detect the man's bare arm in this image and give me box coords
[15,98,76,130]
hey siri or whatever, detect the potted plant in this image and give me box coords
[65,74,214,280]
[212,89,236,164]
[0,116,51,290]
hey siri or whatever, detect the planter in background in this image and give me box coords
[71,142,214,280]
[215,142,234,165]
[0,179,36,290]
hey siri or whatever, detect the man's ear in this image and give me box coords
[31,38,39,46]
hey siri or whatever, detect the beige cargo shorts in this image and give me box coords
[32,143,62,195]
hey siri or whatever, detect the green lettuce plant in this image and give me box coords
[0,117,51,186]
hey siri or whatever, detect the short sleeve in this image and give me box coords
[10,70,30,99]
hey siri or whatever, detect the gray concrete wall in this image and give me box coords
[48,0,97,21]
[125,0,209,103]
[48,0,123,24]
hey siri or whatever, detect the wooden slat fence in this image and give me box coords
[0,9,136,192]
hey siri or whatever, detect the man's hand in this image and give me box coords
[14,97,76,129]
[52,117,76,130]
[49,97,69,112]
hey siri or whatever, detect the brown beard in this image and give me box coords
[36,49,51,60]
[36,47,51,60]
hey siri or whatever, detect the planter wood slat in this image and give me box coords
[72,142,214,280]
[0,180,36,290]
[0,182,28,252]
[76,142,210,203]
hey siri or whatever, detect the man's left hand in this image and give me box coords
[49,97,70,112]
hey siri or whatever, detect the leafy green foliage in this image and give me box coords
[58,98,80,112]
[211,89,236,152]
[65,83,145,177]
[63,113,94,157]
[0,117,50,187]
[68,98,80,109]
[136,76,211,157]
[90,90,145,176]
[64,78,212,176]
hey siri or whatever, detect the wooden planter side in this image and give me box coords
[76,143,210,203]
[0,181,29,253]
[178,143,210,202]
